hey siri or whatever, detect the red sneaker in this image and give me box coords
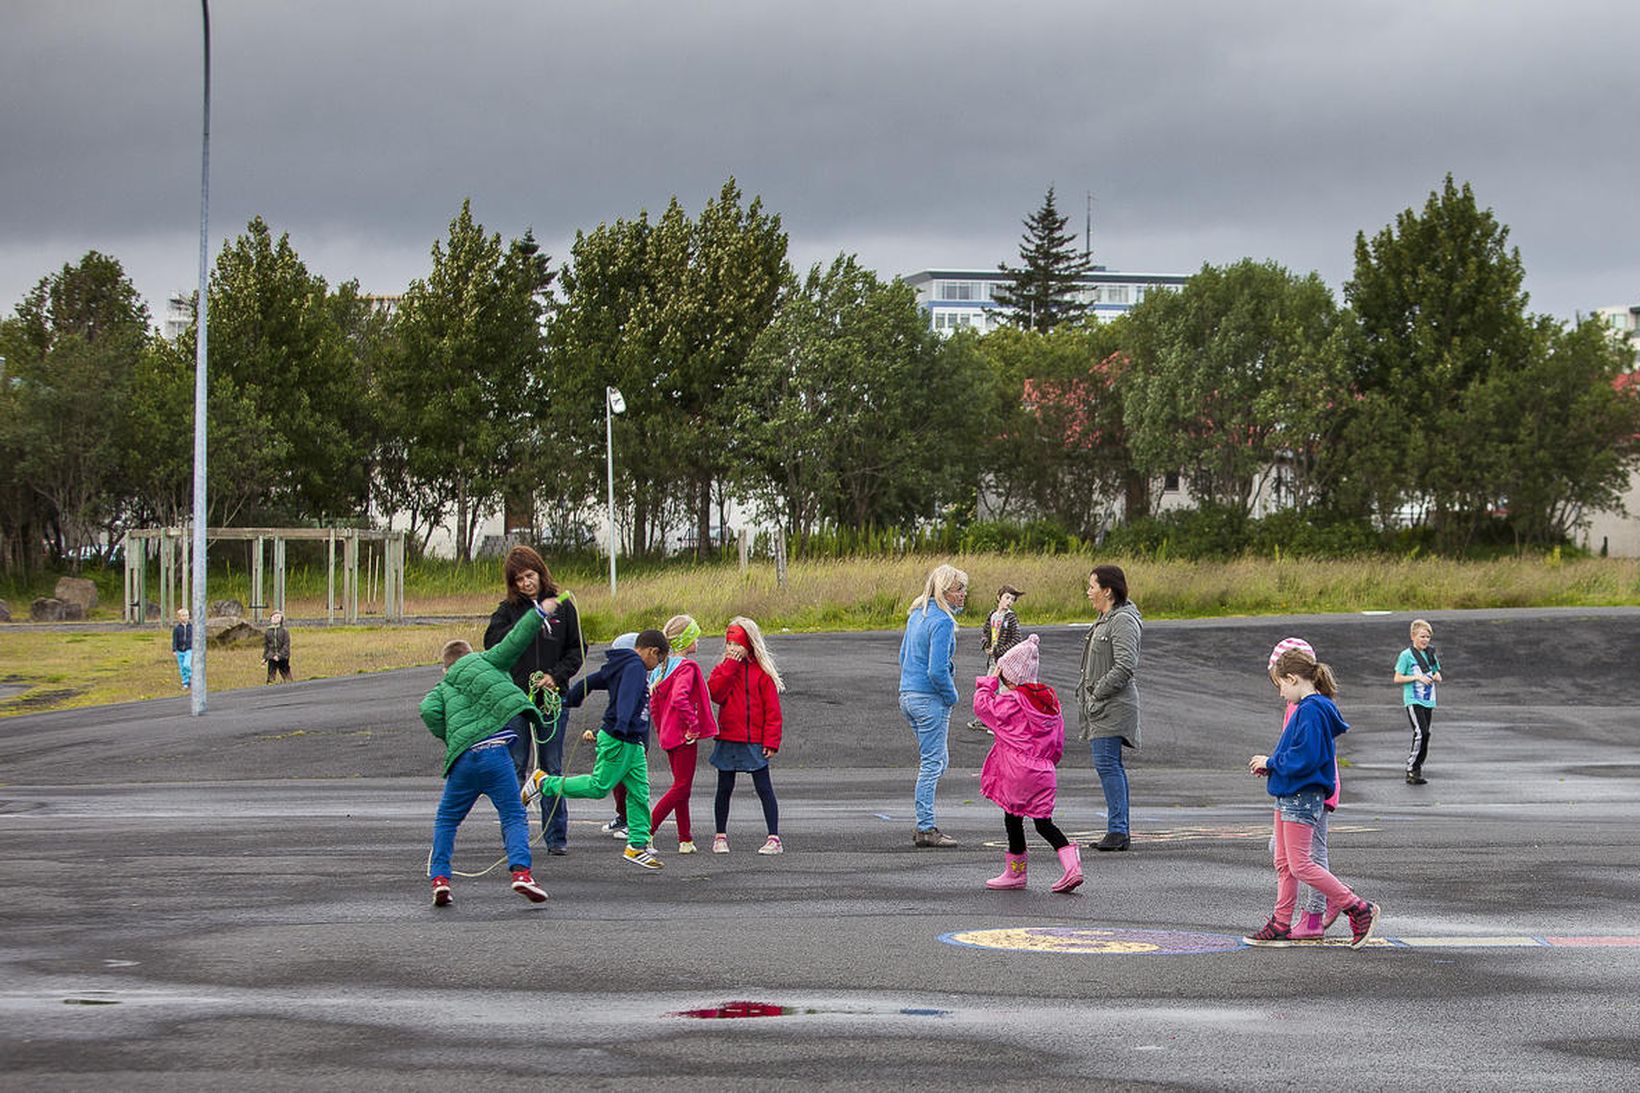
[510,868,548,903]
[431,876,452,907]
[1346,900,1381,948]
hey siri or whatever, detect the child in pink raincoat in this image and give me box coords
[972,634,1082,893]
[647,615,720,854]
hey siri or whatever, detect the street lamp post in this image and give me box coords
[605,385,626,598]
[190,0,211,715]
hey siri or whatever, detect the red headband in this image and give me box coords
[725,624,750,648]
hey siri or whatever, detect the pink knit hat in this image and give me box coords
[1268,636,1315,670]
[997,634,1041,684]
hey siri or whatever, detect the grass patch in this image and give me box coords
[4,554,1637,717]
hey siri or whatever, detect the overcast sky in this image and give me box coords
[3,1,1635,324]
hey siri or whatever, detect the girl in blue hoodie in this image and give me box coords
[1246,650,1382,949]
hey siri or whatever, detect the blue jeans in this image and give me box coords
[430,742,532,878]
[900,692,952,831]
[510,705,569,848]
[1089,735,1130,835]
[175,650,192,687]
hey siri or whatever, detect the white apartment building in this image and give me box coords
[902,267,1191,334]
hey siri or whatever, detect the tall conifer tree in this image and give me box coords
[995,186,1090,332]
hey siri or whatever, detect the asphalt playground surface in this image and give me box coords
[3,606,1640,1090]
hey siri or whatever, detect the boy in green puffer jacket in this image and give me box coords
[422,599,558,907]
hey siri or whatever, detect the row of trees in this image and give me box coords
[1,175,1635,574]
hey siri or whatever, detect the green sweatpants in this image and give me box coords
[542,731,651,849]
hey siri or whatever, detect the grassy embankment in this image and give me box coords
[2,554,1637,717]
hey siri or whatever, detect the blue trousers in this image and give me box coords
[510,705,569,848]
[900,692,953,831]
[429,743,532,878]
[1089,735,1130,835]
[175,650,192,687]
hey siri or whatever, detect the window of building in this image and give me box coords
[1106,285,1130,305]
[938,280,984,301]
[1164,471,1181,492]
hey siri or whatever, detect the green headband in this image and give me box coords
[669,620,702,652]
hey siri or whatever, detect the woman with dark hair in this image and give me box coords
[1077,564,1142,852]
[484,545,583,854]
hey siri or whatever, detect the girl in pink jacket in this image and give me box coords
[972,635,1082,893]
[647,615,719,854]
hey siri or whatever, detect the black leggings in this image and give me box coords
[716,768,779,836]
[1005,812,1068,855]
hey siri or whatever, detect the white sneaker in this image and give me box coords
[678,840,697,854]
[712,834,729,854]
[757,835,783,855]
[600,819,629,840]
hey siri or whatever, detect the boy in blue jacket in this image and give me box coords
[1245,649,1382,948]
[525,629,669,870]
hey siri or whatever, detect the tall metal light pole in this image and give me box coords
[190,0,211,715]
[605,385,625,597]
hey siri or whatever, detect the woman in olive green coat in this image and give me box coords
[1077,565,1142,852]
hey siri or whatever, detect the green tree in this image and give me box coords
[994,186,1090,332]
[975,320,1137,536]
[207,218,372,520]
[380,200,545,559]
[0,252,150,567]
[736,255,986,543]
[1122,260,1344,517]
[1338,176,1534,547]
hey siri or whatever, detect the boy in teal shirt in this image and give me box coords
[1393,618,1444,785]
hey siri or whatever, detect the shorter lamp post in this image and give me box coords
[605,385,626,597]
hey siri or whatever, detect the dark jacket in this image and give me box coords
[566,647,651,745]
[483,595,584,698]
[262,624,291,661]
[420,610,546,776]
[171,623,193,652]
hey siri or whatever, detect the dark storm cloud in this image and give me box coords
[2,1,1635,318]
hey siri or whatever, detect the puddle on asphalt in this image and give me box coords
[669,1000,950,1020]
[63,998,120,1006]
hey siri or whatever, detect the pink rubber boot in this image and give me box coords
[1051,844,1084,893]
[1290,911,1326,940]
[985,852,1028,890]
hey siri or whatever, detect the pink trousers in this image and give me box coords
[1272,813,1357,925]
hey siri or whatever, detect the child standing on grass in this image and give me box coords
[968,584,1023,732]
[422,600,557,907]
[973,635,1082,893]
[525,630,669,870]
[707,616,785,855]
[1246,649,1381,948]
[648,615,719,854]
[1395,618,1444,785]
[262,611,292,683]
[1266,637,1340,941]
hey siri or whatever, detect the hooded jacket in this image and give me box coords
[420,609,547,776]
[566,646,652,744]
[707,656,783,752]
[1077,601,1143,746]
[1265,692,1350,798]
[974,675,1065,819]
[650,656,719,751]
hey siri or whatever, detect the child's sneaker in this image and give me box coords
[1346,900,1381,948]
[757,835,783,855]
[712,834,730,854]
[1289,911,1326,941]
[677,840,697,854]
[431,876,452,907]
[510,868,548,903]
[1243,917,1292,946]
[601,818,629,840]
[623,845,664,870]
[520,769,546,806]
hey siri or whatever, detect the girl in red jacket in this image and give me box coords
[707,616,785,855]
[647,615,719,854]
